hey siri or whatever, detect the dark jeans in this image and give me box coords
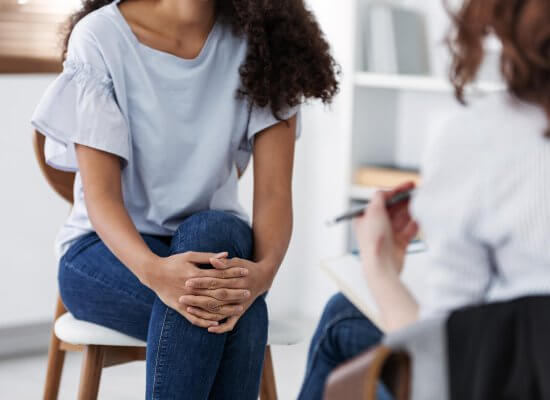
[59,210,268,400]
[298,293,393,400]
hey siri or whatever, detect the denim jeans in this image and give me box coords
[59,210,268,400]
[298,294,393,400]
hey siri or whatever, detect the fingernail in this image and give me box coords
[185,281,193,287]
[241,269,248,276]
[239,306,244,312]
[179,296,185,303]
[187,307,192,312]
[244,291,251,298]
[215,252,228,258]
[211,322,219,326]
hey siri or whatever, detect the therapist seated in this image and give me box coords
[298,0,550,398]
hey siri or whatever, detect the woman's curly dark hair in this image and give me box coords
[447,0,550,136]
[63,0,340,119]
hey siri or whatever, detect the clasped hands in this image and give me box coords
[144,251,269,334]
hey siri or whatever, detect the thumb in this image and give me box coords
[210,257,232,270]
[369,192,389,216]
[185,251,228,265]
[366,192,393,232]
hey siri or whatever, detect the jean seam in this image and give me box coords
[152,307,169,400]
[173,226,182,254]
[302,310,370,387]
[62,260,152,308]
[62,233,100,263]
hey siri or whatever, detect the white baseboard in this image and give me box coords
[0,321,51,359]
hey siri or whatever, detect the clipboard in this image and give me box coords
[321,241,428,332]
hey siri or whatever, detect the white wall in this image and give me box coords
[0,75,69,328]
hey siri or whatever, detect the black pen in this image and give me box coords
[326,189,416,226]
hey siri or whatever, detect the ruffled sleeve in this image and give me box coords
[235,104,301,173]
[31,21,129,172]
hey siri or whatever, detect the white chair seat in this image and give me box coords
[55,313,304,347]
[55,313,145,347]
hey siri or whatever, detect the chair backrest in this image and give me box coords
[325,345,411,400]
[33,131,75,205]
[33,131,74,319]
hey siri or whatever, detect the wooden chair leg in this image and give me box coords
[43,331,66,400]
[260,346,277,400]
[44,296,68,400]
[77,345,105,400]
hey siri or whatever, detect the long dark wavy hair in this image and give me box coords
[447,0,550,137]
[63,0,340,119]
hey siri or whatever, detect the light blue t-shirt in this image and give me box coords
[31,2,300,258]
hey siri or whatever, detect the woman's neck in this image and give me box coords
[154,0,216,35]
[119,0,217,58]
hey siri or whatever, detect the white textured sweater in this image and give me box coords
[411,93,550,319]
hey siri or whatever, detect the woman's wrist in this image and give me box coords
[133,252,163,288]
[363,252,399,281]
[256,259,278,293]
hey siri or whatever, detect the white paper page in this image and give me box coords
[321,255,382,328]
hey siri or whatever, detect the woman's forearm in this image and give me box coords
[76,145,159,282]
[86,192,159,281]
[252,193,293,291]
[247,115,297,292]
[367,268,419,332]
[355,187,421,332]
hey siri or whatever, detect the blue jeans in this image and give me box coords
[59,210,268,400]
[298,294,393,400]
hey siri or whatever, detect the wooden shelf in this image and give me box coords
[354,72,505,93]
[0,55,62,73]
[350,167,421,201]
[354,167,421,188]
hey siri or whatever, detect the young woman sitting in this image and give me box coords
[32,0,339,398]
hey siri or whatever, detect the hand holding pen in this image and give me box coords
[356,182,419,273]
[327,183,417,226]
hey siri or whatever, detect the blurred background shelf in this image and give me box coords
[350,167,421,201]
[346,0,504,250]
[354,166,421,188]
[354,72,505,93]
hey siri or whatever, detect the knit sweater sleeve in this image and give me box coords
[411,113,493,320]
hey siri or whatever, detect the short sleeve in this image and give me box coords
[235,104,301,173]
[31,21,129,172]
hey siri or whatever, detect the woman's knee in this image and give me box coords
[172,210,253,259]
[310,294,383,363]
[317,293,380,341]
[321,293,363,323]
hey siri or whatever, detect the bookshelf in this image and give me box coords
[350,167,421,202]
[354,166,421,187]
[354,72,505,93]
[344,0,504,248]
